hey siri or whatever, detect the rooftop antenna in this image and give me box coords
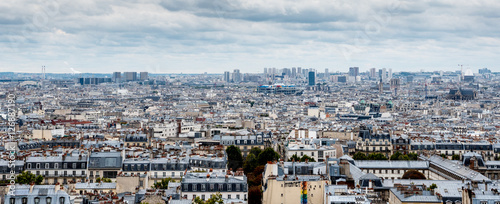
[458,64,463,90]
[42,66,46,80]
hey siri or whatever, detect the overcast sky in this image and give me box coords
[1,0,499,73]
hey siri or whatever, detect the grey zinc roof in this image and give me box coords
[75,182,116,189]
[390,188,441,203]
[354,160,429,169]
[423,155,490,182]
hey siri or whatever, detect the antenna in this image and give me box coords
[42,66,46,80]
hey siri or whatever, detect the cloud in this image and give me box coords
[0,0,499,73]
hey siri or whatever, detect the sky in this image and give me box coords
[1,0,499,73]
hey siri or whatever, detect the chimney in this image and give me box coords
[29,183,34,193]
[484,180,487,191]
[369,180,373,189]
[469,158,475,170]
[176,118,182,136]
[55,183,60,192]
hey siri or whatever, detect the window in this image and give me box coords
[202,195,205,200]
[59,197,65,204]
[46,197,52,204]
[54,163,58,169]
[81,163,85,169]
[45,163,49,169]
[22,197,28,204]
[9,198,15,204]
[228,195,231,199]
[34,197,40,204]
[28,163,32,169]
[236,195,240,199]
[63,163,67,169]
[72,163,76,169]
[36,163,40,169]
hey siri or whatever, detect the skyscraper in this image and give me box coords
[140,72,148,81]
[370,68,376,79]
[112,72,121,82]
[308,71,316,86]
[297,67,302,77]
[224,71,231,82]
[348,67,359,77]
[325,68,329,79]
[292,67,296,77]
[124,72,137,81]
[232,69,241,82]
[264,68,268,75]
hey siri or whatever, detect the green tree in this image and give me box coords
[194,192,224,204]
[353,152,367,160]
[289,154,301,162]
[243,153,259,174]
[408,153,419,160]
[299,155,316,162]
[390,151,403,160]
[153,177,173,189]
[402,170,426,179]
[249,147,262,158]
[226,145,243,172]
[257,147,280,165]
[398,155,410,161]
[452,154,460,160]
[429,183,437,190]
[440,154,447,159]
[15,171,44,185]
[95,177,112,183]
[367,153,388,160]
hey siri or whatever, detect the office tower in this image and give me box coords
[308,71,316,86]
[370,68,376,79]
[232,69,241,82]
[292,67,296,77]
[124,72,137,81]
[140,72,148,81]
[297,67,302,76]
[224,71,231,82]
[388,68,392,80]
[112,72,121,82]
[264,68,268,75]
[381,68,387,82]
[325,68,329,79]
[349,67,359,77]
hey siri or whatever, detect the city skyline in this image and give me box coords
[1,0,500,73]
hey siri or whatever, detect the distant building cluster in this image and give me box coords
[1,67,500,204]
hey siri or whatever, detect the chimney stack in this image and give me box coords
[29,183,35,193]
[55,183,60,192]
